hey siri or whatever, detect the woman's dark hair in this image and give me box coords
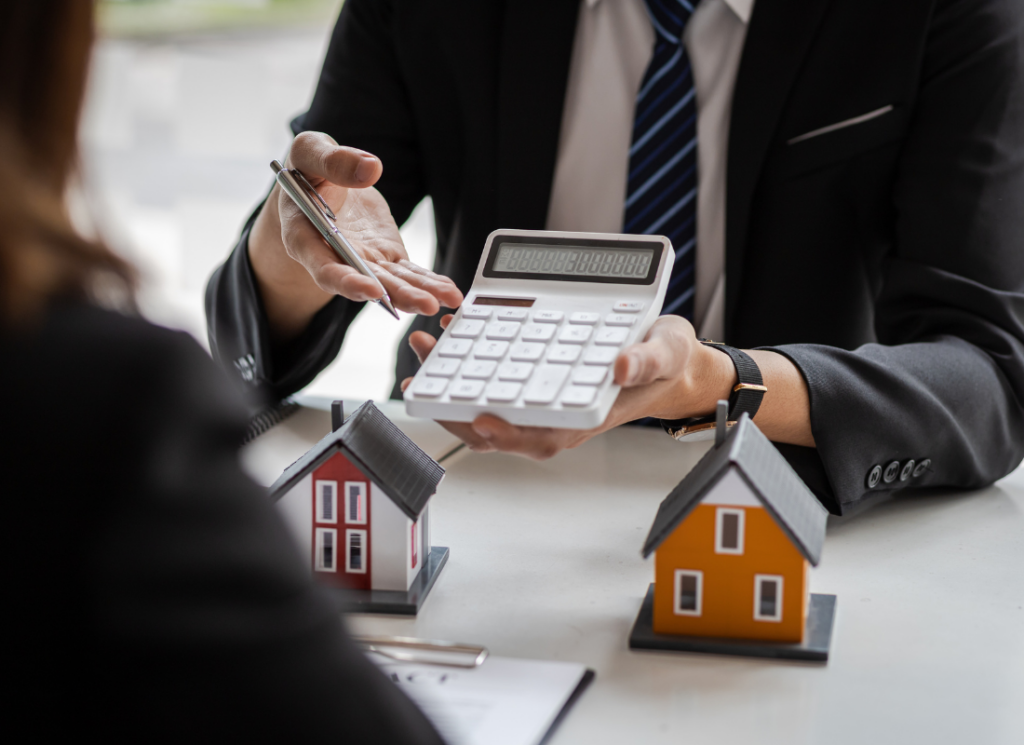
[0,0,134,323]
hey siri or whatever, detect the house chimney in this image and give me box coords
[331,401,344,432]
[715,399,728,447]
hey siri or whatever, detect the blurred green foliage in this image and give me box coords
[97,0,342,38]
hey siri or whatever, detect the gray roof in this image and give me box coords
[267,401,444,520]
[641,414,828,565]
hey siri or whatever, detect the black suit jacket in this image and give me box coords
[207,0,1024,514]
[5,303,443,742]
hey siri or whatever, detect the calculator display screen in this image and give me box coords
[493,244,653,280]
[483,237,663,285]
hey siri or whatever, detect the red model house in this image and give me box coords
[269,401,447,613]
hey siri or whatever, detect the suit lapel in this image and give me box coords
[726,0,835,338]
[497,0,581,229]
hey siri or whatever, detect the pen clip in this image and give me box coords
[356,635,489,669]
[290,167,337,222]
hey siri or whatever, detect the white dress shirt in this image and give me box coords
[546,0,754,341]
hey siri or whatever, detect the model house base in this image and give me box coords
[328,545,449,616]
[629,584,837,662]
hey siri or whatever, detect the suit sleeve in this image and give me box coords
[772,0,1024,513]
[205,0,425,405]
[91,328,444,742]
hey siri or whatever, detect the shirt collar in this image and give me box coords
[585,0,754,25]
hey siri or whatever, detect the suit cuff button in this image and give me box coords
[912,459,931,478]
[867,464,883,489]
[883,460,901,483]
[899,460,916,481]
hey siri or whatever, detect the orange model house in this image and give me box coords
[630,411,836,661]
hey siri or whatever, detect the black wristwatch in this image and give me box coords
[661,341,767,441]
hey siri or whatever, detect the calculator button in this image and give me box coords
[572,366,607,385]
[569,312,600,325]
[449,380,485,399]
[559,326,592,344]
[533,310,564,323]
[474,340,510,359]
[547,345,582,364]
[523,365,571,404]
[510,342,545,361]
[425,359,460,377]
[439,339,473,357]
[495,308,529,321]
[412,378,448,397]
[595,328,629,346]
[461,306,493,319]
[462,360,497,379]
[498,362,534,381]
[486,322,521,340]
[521,324,556,342]
[613,301,644,312]
[451,319,485,338]
[583,347,619,365]
[604,314,636,327]
[561,386,597,407]
[485,382,522,402]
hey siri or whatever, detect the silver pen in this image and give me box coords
[270,159,399,319]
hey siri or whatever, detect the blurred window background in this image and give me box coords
[82,0,437,401]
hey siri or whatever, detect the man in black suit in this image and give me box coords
[207,0,1024,515]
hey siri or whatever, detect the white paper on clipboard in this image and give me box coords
[371,654,593,745]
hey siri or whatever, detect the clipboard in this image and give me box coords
[369,652,594,745]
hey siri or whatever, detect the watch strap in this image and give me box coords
[661,342,767,440]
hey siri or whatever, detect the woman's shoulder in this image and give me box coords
[1,301,249,454]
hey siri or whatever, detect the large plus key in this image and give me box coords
[523,365,571,404]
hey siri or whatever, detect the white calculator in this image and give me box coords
[404,229,675,429]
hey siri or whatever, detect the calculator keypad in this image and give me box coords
[415,298,647,411]
[439,339,473,357]
[426,359,460,377]
[521,324,556,342]
[450,380,485,399]
[559,326,592,344]
[451,319,485,338]
[523,366,571,404]
[498,362,534,381]
[486,322,521,340]
[510,343,545,361]
[462,360,497,379]
[547,345,582,364]
[486,382,522,402]
[474,340,510,359]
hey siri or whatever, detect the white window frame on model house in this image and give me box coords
[315,480,338,524]
[344,481,368,525]
[314,528,337,572]
[753,574,784,622]
[345,529,368,574]
[714,507,745,555]
[673,569,703,616]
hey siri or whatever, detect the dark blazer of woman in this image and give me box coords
[4,302,443,741]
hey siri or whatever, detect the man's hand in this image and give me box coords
[249,132,463,341]
[401,314,815,459]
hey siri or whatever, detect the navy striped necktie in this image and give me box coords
[624,0,698,321]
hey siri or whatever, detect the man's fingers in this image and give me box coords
[408,331,437,364]
[288,131,382,188]
[614,316,694,387]
[382,260,465,308]
[468,416,588,461]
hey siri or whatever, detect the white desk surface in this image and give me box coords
[243,401,1024,745]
